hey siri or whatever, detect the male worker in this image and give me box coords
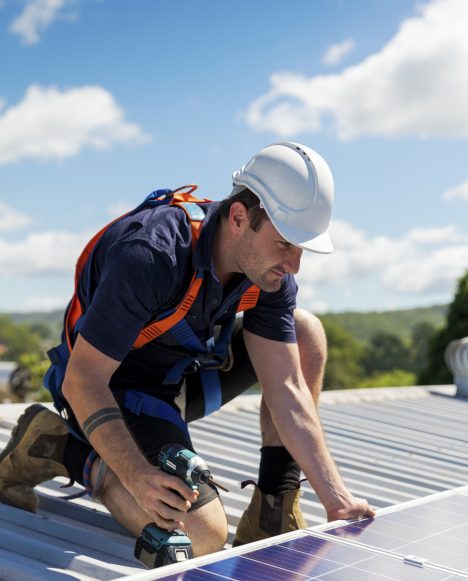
[0,142,374,560]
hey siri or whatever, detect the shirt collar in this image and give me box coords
[192,201,253,294]
[192,201,221,272]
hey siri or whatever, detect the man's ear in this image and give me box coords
[229,201,249,233]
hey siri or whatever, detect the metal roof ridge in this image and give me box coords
[221,384,456,411]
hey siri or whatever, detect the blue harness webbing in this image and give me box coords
[123,390,190,437]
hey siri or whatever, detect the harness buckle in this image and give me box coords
[197,346,232,371]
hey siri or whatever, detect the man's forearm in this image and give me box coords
[62,377,150,490]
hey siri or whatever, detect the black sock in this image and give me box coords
[257,446,301,495]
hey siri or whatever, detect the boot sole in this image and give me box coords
[0,404,47,465]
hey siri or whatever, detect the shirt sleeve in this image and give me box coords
[79,240,177,361]
[242,274,298,343]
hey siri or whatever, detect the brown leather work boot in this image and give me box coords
[232,484,307,547]
[0,404,69,512]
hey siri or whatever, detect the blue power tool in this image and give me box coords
[134,444,228,568]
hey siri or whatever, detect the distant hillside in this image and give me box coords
[7,309,64,343]
[320,304,447,343]
[8,310,64,327]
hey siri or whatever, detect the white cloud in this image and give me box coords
[0,202,32,232]
[383,245,468,293]
[10,0,70,45]
[443,180,468,201]
[0,229,90,277]
[21,295,68,312]
[0,84,150,165]
[296,220,468,310]
[322,39,355,66]
[107,200,133,219]
[407,225,458,243]
[244,0,468,140]
[296,284,328,313]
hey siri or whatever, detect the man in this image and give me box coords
[0,142,374,560]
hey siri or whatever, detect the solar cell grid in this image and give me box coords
[323,493,468,572]
[156,532,468,581]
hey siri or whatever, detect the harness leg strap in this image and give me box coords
[92,457,109,500]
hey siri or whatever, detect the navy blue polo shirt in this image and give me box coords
[77,200,298,393]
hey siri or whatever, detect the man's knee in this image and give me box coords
[294,309,327,402]
[294,308,327,365]
[186,497,228,556]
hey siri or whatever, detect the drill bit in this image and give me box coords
[206,475,229,492]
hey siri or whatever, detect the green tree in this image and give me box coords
[0,315,44,361]
[362,331,411,375]
[320,318,365,390]
[419,270,468,385]
[358,369,417,388]
[17,353,52,402]
[410,321,436,375]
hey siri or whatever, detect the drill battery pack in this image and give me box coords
[134,523,193,568]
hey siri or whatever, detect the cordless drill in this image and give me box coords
[134,444,228,569]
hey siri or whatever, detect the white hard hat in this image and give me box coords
[232,142,334,253]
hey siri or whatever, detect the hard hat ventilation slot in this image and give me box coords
[295,145,311,162]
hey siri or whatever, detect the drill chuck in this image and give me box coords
[159,444,211,489]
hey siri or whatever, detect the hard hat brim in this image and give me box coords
[271,219,334,254]
[297,229,334,254]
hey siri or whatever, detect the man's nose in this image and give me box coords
[287,247,303,275]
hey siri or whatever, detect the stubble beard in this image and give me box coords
[235,229,283,293]
[238,251,283,293]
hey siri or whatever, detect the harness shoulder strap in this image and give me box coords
[65,212,134,351]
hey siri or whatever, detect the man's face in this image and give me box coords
[235,219,303,292]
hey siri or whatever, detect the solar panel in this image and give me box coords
[322,491,468,573]
[143,532,468,580]
[124,487,468,581]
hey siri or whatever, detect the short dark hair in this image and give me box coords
[219,188,268,232]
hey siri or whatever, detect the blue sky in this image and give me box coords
[1,0,467,313]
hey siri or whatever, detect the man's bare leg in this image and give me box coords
[234,309,327,546]
[91,462,227,557]
[261,307,327,443]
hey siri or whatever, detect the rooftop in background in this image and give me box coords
[0,384,467,580]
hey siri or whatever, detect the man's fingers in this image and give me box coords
[153,513,184,530]
[153,499,187,521]
[158,488,193,512]
[159,473,198,503]
[327,497,375,522]
[355,498,375,518]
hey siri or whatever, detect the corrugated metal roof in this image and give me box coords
[0,385,467,580]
